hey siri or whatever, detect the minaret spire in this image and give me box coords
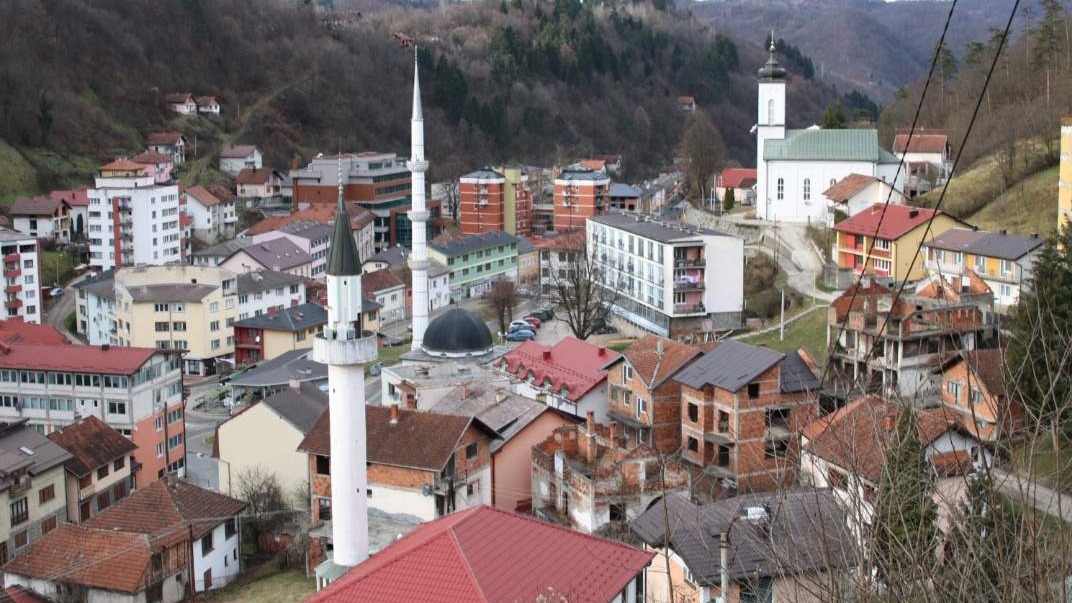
[409,44,431,351]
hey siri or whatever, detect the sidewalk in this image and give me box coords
[991,467,1072,522]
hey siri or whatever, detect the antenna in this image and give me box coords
[769,29,776,52]
[337,152,344,208]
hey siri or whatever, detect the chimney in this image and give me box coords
[598,346,607,356]
[656,339,664,357]
[101,344,110,352]
[495,390,507,404]
[909,209,919,218]
[389,404,400,425]
[543,350,552,360]
[288,376,301,390]
[462,384,471,400]
[268,306,278,317]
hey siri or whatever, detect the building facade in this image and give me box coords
[0,230,42,324]
[47,415,136,524]
[235,270,307,321]
[233,303,325,365]
[498,338,620,422]
[429,231,520,299]
[9,197,70,243]
[185,186,237,244]
[553,167,610,231]
[922,228,1044,312]
[218,145,262,177]
[834,204,966,282]
[459,168,533,236]
[0,420,69,564]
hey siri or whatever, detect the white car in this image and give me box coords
[509,320,535,331]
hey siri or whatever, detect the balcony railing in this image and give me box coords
[3,269,20,279]
[673,258,705,268]
[5,299,23,309]
[673,303,706,314]
[673,281,704,291]
[3,254,18,263]
[4,285,20,295]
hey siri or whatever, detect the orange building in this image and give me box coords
[553,167,610,231]
[459,168,532,236]
[937,349,1023,442]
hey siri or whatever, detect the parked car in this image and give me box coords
[509,320,534,331]
[380,333,404,347]
[368,363,383,376]
[506,329,536,341]
[48,287,64,298]
[508,325,536,337]
[523,316,542,328]
[594,324,618,335]
[530,307,554,321]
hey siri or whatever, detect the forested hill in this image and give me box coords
[0,0,838,196]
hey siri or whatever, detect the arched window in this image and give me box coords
[803,178,811,200]
[830,178,837,187]
[767,99,775,124]
[776,178,784,200]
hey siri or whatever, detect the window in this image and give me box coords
[98,465,109,480]
[803,178,811,200]
[316,455,330,475]
[38,485,55,505]
[637,397,648,417]
[13,531,27,549]
[211,339,220,350]
[687,403,699,423]
[41,516,57,535]
[155,321,169,332]
[1000,259,1013,275]
[172,321,186,331]
[873,259,891,273]
[766,98,775,124]
[108,401,127,415]
[764,439,789,459]
[97,491,110,510]
[776,178,784,200]
[465,442,479,460]
[209,301,219,313]
[10,498,28,526]
[225,518,237,539]
[201,532,214,555]
[827,467,848,489]
[947,380,962,403]
[747,382,760,399]
[969,388,984,405]
[622,364,633,383]
[78,474,92,490]
[999,283,1012,297]
[167,433,183,450]
[210,320,220,332]
[875,238,891,251]
[974,255,986,271]
[953,251,964,265]
[318,497,332,521]
[740,576,774,603]
[687,437,699,452]
[114,456,126,471]
[296,330,306,341]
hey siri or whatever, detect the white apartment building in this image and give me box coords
[87,160,184,271]
[587,213,744,337]
[0,230,42,324]
[235,270,307,321]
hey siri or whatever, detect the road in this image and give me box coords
[42,273,91,343]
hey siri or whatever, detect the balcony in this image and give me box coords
[4,285,19,295]
[3,268,20,279]
[5,299,22,310]
[673,303,706,315]
[673,280,705,291]
[673,258,705,268]
[3,253,17,263]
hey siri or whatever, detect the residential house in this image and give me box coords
[146,132,188,165]
[588,213,745,336]
[227,348,325,403]
[251,221,332,277]
[75,264,238,376]
[674,340,820,493]
[801,396,986,541]
[0,420,70,563]
[391,262,451,317]
[0,230,43,324]
[218,145,262,177]
[922,228,1044,312]
[195,96,221,115]
[215,381,326,507]
[232,302,326,365]
[715,168,757,206]
[531,413,691,533]
[244,201,376,261]
[604,335,702,452]
[429,231,519,299]
[553,167,610,231]
[937,349,1023,443]
[47,416,136,523]
[235,168,285,207]
[48,188,89,241]
[380,362,511,412]
[459,168,533,236]
[678,95,697,112]
[430,383,576,513]
[633,490,856,603]
[516,238,538,291]
[833,203,967,282]
[497,337,622,422]
[299,404,498,523]
[130,151,175,184]
[608,182,642,212]
[824,173,905,218]
[826,274,995,397]
[892,128,951,196]
[362,269,406,326]
[361,245,408,273]
[235,270,307,320]
[165,93,197,115]
[9,197,70,242]
[0,342,184,487]
[84,478,246,592]
[218,238,314,278]
[185,185,237,243]
[306,505,653,602]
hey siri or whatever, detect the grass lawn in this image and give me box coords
[41,250,78,288]
[202,568,313,603]
[969,165,1059,237]
[737,305,829,361]
[1011,432,1072,494]
[369,340,410,374]
[0,140,37,209]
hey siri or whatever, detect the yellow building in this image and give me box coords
[113,265,238,375]
[232,302,327,365]
[834,203,967,282]
[922,228,1044,313]
[1060,115,1072,232]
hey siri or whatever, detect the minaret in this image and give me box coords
[409,46,431,351]
[311,161,377,571]
[756,31,787,222]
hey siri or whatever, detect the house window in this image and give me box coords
[637,397,648,418]
[318,497,332,521]
[38,484,55,505]
[203,569,212,590]
[969,388,983,405]
[155,321,169,332]
[717,410,730,433]
[717,445,730,467]
[974,255,986,272]
[764,440,789,459]
[875,238,891,251]
[740,576,774,603]
[78,474,92,490]
[776,178,784,200]
[97,491,111,510]
[953,251,964,265]
[747,383,760,399]
[98,465,109,480]
[316,455,330,475]
[9,498,27,526]
[13,531,27,549]
[41,516,57,535]
[465,442,479,460]
[622,364,633,383]
[947,381,962,403]
[201,532,214,555]
[1000,259,1013,275]
[108,401,127,415]
[225,518,237,539]
[803,178,811,200]
[687,437,699,452]
[687,403,698,423]
[766,99,775,124]
[114,457,126,471]
[827,467,848,489]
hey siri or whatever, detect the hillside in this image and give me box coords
[0,0,840,200]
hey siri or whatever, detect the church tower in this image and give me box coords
[756,34,787,221]
[311,164,378,573]
[409,48,431,351]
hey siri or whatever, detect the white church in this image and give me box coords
[755,42,904,224]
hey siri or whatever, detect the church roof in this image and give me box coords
[765,129,900,164]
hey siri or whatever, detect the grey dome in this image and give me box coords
[757,50,787,81]
[422,307,494,357]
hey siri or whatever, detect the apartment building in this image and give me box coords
[185,186,237,244]
[674,340,820,493]
[587,213,744,337]
[47,415,136,523]
[833,203,965,282]
[0,420,69,564]
[87,159,185,270]
[459,168,532,236]
[532,230,585,297]
[76,265,238,376]
[233,302,325,365]
[235,270,306,320]
[0,342,185,488]
[553,167,610,231]
[429,231,519,299]
[922,228,1044,312]
[0,229,42,324]
[250,221,332,277]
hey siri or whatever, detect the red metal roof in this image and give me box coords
[822,173,879,204]
[308,505,652,603]
[834,203,941,240]
[0,343,160,375]
[501,337,620,402]
[717,167,757,189]
[0,320,68,345]
[49,188,89,207]
[99,159,147,173]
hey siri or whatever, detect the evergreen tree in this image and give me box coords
[820,99,845,129]
[723,187,735,212]
[871,406,938,595]
[1032,0,1064,71]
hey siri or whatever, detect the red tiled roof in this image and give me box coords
[362,269,404,294]
[892,132,948,154]
[501,337,621,402]
[0,343,159,375]
[618,335,700,389]
[677,95,695,105]
[165,92,194,104]
[99,159,147,173]
[235,168,277,185]
[527,230,586,251]
[823,173,879,204]
[307,505,653,603]
[834,203,942,240]
[10,196,65,217]
[220,144,258,159]
[48,416,137,478]
[49,188,89,207]
[1,585,53,602]
[86,477,246,541]
[130,150,172,165]
[146,132,184,146]
[717,168,757,189]
[0,321,65,345]
[186,185,223,208]
[580,159,606,171]
[1,525,154,594]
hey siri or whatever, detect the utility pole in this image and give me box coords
[779,287,785,342]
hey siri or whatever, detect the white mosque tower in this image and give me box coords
[312,163,378,579]
[408,46,431,351]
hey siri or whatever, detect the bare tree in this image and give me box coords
[442,179,461,224]
[236,467,290,548]
[679,110,725,205]
[485,279,519,335]
[546,250,620,340]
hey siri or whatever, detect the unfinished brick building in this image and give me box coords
[531,412,690,534]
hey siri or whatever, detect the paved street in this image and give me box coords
[43,272,92,343]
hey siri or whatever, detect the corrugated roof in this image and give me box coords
[589,213,731,242]
[765,128,899,163]
[429,231,520,258]
[233,301,326,332]
[926,228,1043,261]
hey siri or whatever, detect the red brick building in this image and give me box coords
[553,167,610,231]
[459,168,532,236]
[673,340,819,493]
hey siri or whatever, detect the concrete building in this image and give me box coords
[588,213,745,337]
[0,229,43,324]
[218,144,262,177]
[87,159,185,270]
[47,415,136,523]
[893,129,951,197]
[361,246,450,316]
[922,228,1044,312]
[9,197,70,242]
[251,221,333,277]
[235,168,285,207]
[233,302,326,365]
[185,185,237,243]
[498,337,621,422]
[235,269,307,320]
[0,420,70,563]
[146,132,188,165]
[823,173,905,218]
[834,203,967,282]
[553,166,610,231]
[429,231,519,299]
[218,237,314,278]
[459,168,533,236]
